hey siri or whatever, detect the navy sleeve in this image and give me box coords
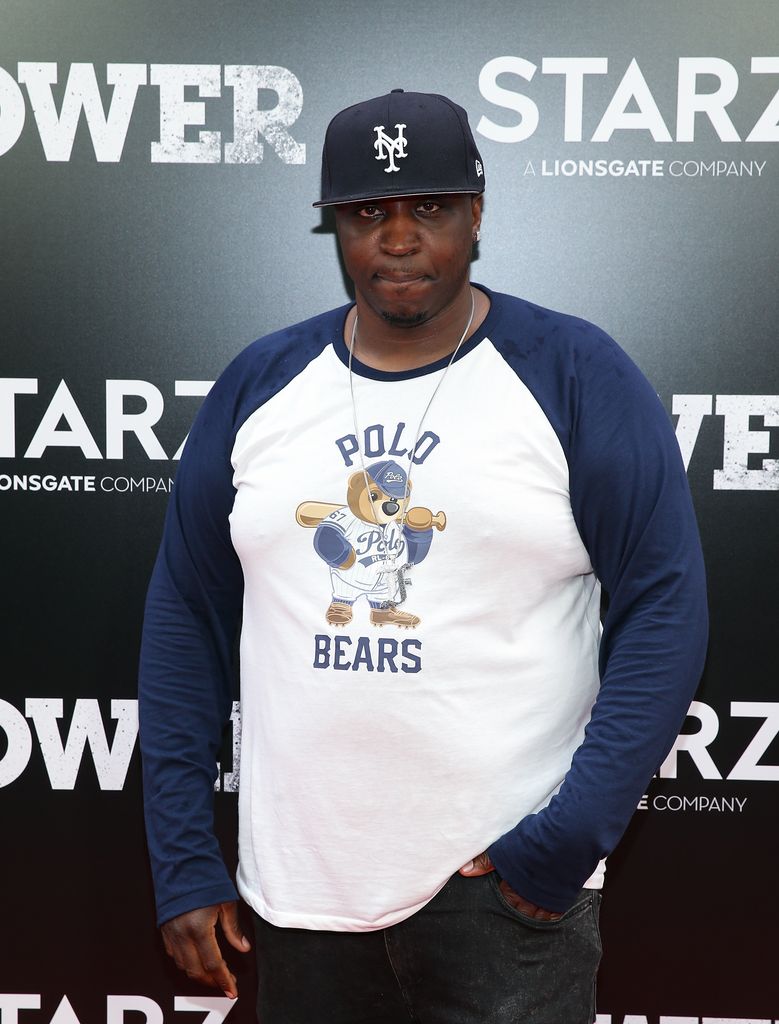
[138,364,245,926]
[488,311,708,913]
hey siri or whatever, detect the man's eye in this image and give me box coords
[417,201,441,214]
[358,206,382,219]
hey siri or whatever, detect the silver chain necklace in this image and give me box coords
[347,287,476,606]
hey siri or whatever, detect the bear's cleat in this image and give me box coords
[370,607,420,629]
[326,602,353,626]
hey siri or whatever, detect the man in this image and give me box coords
[139,89,707,1023]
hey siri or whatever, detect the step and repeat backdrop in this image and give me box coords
[2,0,777,1021]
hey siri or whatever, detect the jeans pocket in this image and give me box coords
[487,871,595,929]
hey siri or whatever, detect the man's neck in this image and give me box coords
[344,285,491,373]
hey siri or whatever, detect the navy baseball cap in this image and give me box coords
[366,460,408,499]
[314,89,485,207]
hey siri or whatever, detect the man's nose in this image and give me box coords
[378,212,419,255]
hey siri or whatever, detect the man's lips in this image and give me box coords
[374,271,428,285]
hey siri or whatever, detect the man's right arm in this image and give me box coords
[139,366,245,929]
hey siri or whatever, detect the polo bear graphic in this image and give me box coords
[295,460,446,629]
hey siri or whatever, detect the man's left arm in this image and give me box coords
[486,329,708,914]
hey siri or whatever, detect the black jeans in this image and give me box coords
[252,870,601,1023]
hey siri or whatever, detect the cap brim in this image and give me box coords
[313,186,484,208]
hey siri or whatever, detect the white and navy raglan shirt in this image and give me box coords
[139,286,708,929]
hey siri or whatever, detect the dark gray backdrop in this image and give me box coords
[2,1,777,1021]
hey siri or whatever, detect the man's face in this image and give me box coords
[334,194,482,328]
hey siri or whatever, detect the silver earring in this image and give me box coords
[473,229,481,243]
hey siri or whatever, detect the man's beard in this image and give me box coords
[379,309,428,328]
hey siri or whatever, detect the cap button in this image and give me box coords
[390,88,404,93]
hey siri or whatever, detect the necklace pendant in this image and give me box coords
[394,562,412,605]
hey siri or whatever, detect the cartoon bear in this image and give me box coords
[295,459,446,629]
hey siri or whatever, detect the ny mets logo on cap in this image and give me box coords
[373,123,407,173]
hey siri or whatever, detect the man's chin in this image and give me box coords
[379,309,428,328]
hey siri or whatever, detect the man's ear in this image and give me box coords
[471,193,484,234]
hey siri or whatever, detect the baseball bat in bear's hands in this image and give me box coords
[405,507,446,532]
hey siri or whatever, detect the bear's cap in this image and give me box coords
[366,460,408,499]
